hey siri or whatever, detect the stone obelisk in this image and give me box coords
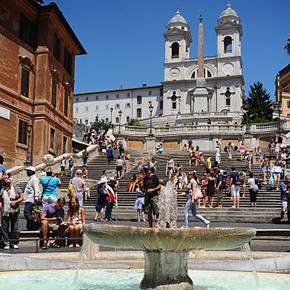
[193,11,209,112]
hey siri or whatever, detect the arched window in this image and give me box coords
[85,119,88,125]
[191,71,196,79]
[224,36,232,52]
[126,116,130,122]
[105,118,109,123]
[207,70,212,78]
[171,42,179,58]
[225,87,231,106]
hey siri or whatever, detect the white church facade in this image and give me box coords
[74,3,244,126]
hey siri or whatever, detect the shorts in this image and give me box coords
[143,196,159,215]
[273,172,281,178]
[216,188,223,198]
[231,184,240,197]
[261,165,267,172]
[61,166,65,172]
[227,153,232,160]
[47,223,60,232]
[116,165,123,172]
[281,201,288,212]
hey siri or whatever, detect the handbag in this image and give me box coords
[194,186,203,200]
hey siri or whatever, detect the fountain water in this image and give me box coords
[83,181,256,290]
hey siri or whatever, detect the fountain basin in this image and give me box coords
[83,224,256,289]
[83,224,256,251]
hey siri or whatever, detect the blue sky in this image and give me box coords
[44,0,289,99]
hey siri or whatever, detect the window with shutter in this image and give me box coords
[21,68,29,98]
[18,120,28,144]
[52,80,57,107]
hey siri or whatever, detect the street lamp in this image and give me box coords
[118,109,122,137]
[24,123,33,166]
[278,103,282,134]
[244,101,250,134]
[110,107,113,127]
[95,114,99,123]
[148,101,154,137]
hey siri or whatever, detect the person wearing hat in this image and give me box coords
[23,166,41,230]
[94,176,109,221]
[69,169,87,206]
[142,166,161,227]
[40,167,61,208]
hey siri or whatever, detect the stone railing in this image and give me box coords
[7,145,99,183]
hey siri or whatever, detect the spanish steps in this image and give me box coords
[16,149,282,223]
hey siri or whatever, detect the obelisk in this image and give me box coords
[193,10,209,112]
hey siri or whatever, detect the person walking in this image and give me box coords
[280,175,290,223]
[68,156,75,177]
[247,172,258,208]
[69,170,87,206]
[260,154,269,184]
[229,166,240,208]
[23,166,41,230]
[40,167,61,208]
[115,156,124,179]
[106,145,113,165]
[181,171,210,228]
[205,171,216,208]
[0,174,23,249]
[271,160,282,190]
[142,166,161,228]
[166,155,175,179]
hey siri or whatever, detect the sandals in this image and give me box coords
[42,245,48,250]
[49,242,60,248]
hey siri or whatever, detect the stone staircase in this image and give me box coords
[16,149,282,223]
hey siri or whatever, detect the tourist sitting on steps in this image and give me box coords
[67,197,85,248]
[41,197,66,250]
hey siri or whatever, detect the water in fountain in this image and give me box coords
[73,237,90,284]
[158,181,178,228]
[242,243,260,287]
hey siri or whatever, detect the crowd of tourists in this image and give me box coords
[0,133,290,250]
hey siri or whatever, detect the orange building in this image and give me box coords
[0,0,86,168]
[275,64,290,117]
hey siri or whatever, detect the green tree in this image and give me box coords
[284,34,290,55]
[127,118,145,127]
[90,120,111,132]
[243,82,273,123]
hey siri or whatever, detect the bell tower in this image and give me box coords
[163,9,192,64]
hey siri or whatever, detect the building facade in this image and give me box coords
[74,3,244,127]
[275,64,290,117]
[0,0,86,168]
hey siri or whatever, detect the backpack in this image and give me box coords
[224,146,228,152]
[234,175,241,186]
[220,176,228,189]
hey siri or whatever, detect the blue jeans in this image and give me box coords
[24,202,34,230]
[183,197,209,228]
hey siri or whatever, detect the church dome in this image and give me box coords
[167,9,189,30]
[219,3,239,19]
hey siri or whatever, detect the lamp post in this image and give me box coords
[244,102,250,134]
[24,123,32,166]
[95,114,99,123]
[278,103,282,134]
[110,107,113,127]
[118,109,122,137]
[148,101,154,137]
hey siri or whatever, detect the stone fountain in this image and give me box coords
[83,182,256,289]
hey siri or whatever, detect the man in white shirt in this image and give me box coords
[23,166,41,230]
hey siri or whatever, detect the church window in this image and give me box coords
[225,87,231,106]
[126,116,130,122]
[137,95,142,104]
[172,102,177,109]
[224,36,232,52]
[171,42,179,58]
[137,108,142,118]
[191,71,196,79]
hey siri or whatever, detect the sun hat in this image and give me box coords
[25,166,36,172]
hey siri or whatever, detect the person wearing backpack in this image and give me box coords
[229,166,240,208]
[216,169,224,208]
[247,172,258,207]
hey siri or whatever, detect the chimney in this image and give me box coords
[142,83,147,87]
[120,84,123,89]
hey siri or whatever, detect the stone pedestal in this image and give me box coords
[145,137,156,154]
[140,251,193,290]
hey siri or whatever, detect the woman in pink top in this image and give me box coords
[240,143,245,161]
